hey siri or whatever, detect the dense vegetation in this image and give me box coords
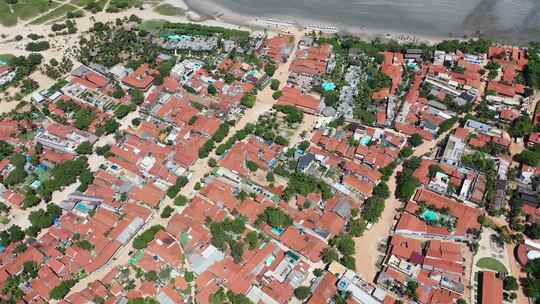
[133,225,164,249]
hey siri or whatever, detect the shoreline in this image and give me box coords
[182,0,471,46]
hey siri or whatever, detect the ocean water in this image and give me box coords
[185,0,540,42]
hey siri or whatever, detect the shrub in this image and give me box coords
[241,93,256,108]
[160,206,175,218]
[133,225,163,249]
[76,141,93,154]
[408,133,423,147]
[293,286,311,300]
[270,79,280,90]
[174,195,188,206]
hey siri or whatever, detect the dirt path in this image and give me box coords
[354,167,399,282]
[354,125,457,282]
[68,30,305,296]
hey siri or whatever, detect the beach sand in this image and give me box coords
[184,0,468,46]
[0,0,253,111]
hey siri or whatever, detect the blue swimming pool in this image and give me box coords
[322,82,336,91]
[271,227,285,235]
[360,135,371,145]
[75,203,92,213]
[167,34,193,42]
[421,210,439,222]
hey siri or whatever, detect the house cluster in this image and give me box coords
[0,27,280,304]
[2,22,539,303]
[0,186,153,302]
[0,62,16,86]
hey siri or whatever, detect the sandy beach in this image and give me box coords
[184,0,540,44]
[182,0,467,47]
[0,0,254,112]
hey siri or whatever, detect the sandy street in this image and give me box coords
[354,166,399,282]
[67,28,307,296]
[354,125,458,282]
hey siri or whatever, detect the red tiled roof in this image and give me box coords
[290,44,331,76]
[389,235,422,260]
[129,184,165,208]
[191,116,221,136]
[414,189,482,236]
[343,175,374,197]
[122,64,155,91]
[482,271,503,304]
[307,272,338,304]
[488,81,516,97]
[319,211,346,236]
[276,87,321,114]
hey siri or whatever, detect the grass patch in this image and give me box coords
[69,0,90,6]
[29,4,79,25]
[0,54,17,65]
[153,3,184,16]
[107,0,141,11]
[476,257,508,273]
[71,0,106,12]
[13,0,60,21]
[0,1,18,26]
[138,19,167,32]
[0,0,59,26]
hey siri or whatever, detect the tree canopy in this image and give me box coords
[509,115,533,138]
[256,207,293,228]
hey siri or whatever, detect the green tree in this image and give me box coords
[362,196,385,223]
[50,280,77,300]
[245,231,259,250]
[174,195,188,206]
[10,153,26,168]
[130,89,144,105]
[133,225,164,249]
[438,117,458,135]
[74,108,96,130]
[8,225,25,243]
[246,160,258,172]
[160,206,175,218]
[348,218,367,237]
[270,79,280,90]
[95,144,111,156]
[332,234,355,256]
[272,90,283,100]
[256,207,292,228]
[102,119,120,135]
[184,271,194,282]
[265,63,277,77]
[408,133,423,147]
[399,147,413,158]
[4,168,27,186]
[405,280,419,300]
[525,223,540,239]
[373,183,390,199]
[515,148,540,167]
[509,115,533,138]
[503,276,519,291]
[229,240,244,263]
[207,85,217,95]
[241,93,256,108]
[396,174,419,201]
[76,141,93,154]
[340,255,356,270]
[321,247,339,264]
[293,286,311,300]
